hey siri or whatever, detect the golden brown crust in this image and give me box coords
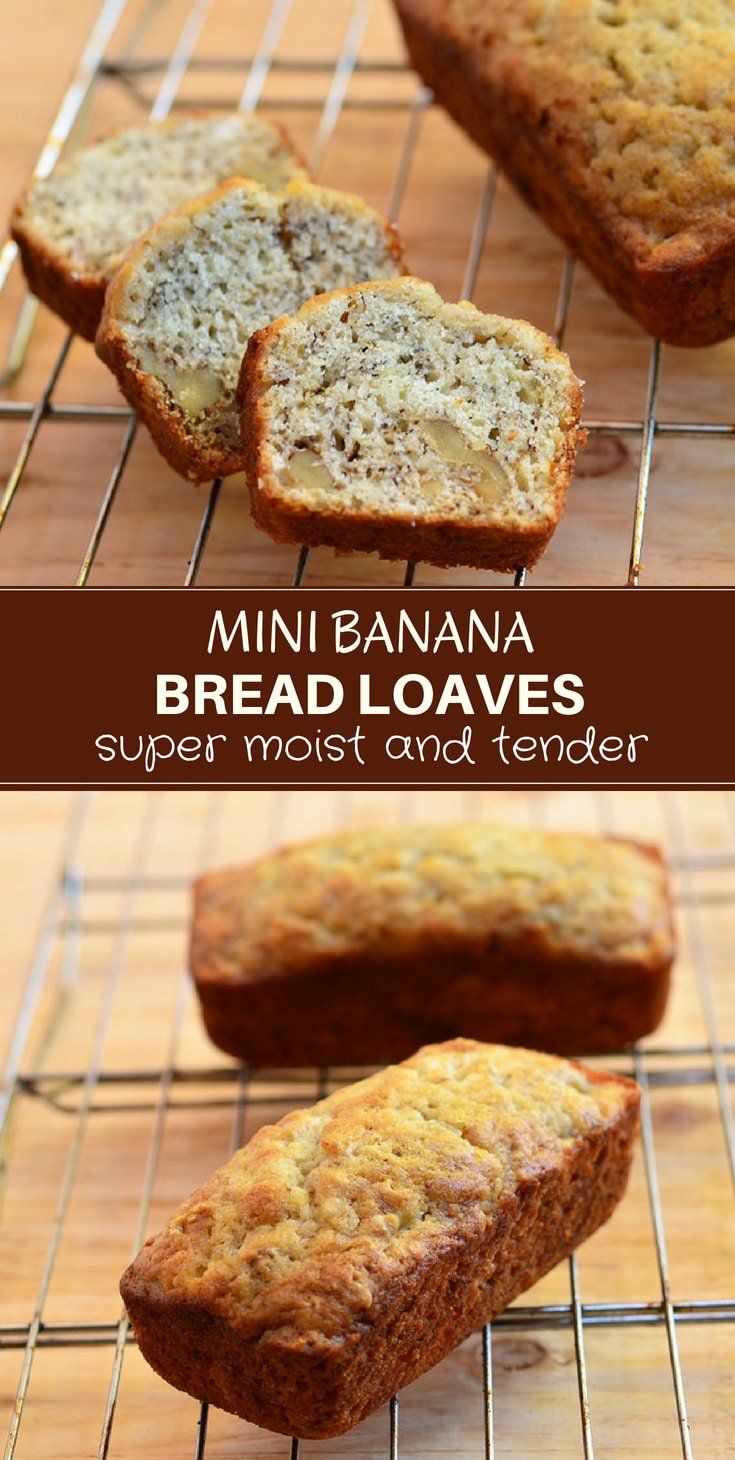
[11,113,308,347]
[10,214,105,340]
[191,824,674,1065]
[239,279,583,573]
[393,0,735,347]
[96,293,237,484]
[121,1039,640,1438]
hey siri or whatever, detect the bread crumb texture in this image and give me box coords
[195,823,671,986]
[99,180,403,476]
[247,278,581,529]
[444,0,735,259]
[14,114,306,282]
[126,1039,632,1344]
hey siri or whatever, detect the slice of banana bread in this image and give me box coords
[96,180,404,482]
[393,0,735,346]
[191,823,674,1066]
[121,1038,640,1439]
[11,114,307,341]
[239,277,583,571]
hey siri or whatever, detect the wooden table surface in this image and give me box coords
[1,0,734,587]
[1,789,734,1458]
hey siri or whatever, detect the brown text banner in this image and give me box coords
[0,588,730,787]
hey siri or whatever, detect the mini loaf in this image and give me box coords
[393,0,735,347]
[239,277,583,572]
[96,180,404,483]
[121,1038,640,1438]
[11,113,307,342]
[192,822,673,1066]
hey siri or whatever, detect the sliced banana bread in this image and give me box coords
[240,277,583,571]
[393,0,735,346]
[192,823,674,1066]
[96,180,404,482]
[11,113,307,341]
[121,1038,640,1438]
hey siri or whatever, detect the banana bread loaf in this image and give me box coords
[191,823,674,1066]
[393,0,735,347]
[96,179,404,482]
[121,1038,640,1438]
[11,113,307,341]
[240,276,583,572]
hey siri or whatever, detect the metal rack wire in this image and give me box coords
[1,0,733,587]
[1,790,734,1458]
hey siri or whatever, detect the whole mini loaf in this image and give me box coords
[393,0,735,346]
[191,822,674,1066]
[121,1038,640,1438]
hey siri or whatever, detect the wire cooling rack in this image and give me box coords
[1,0,734,588]
[0,789,734,1458]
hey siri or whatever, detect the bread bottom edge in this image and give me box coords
[12,226,104,342]
[194,957,672,1067]
[249,490,558,573]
